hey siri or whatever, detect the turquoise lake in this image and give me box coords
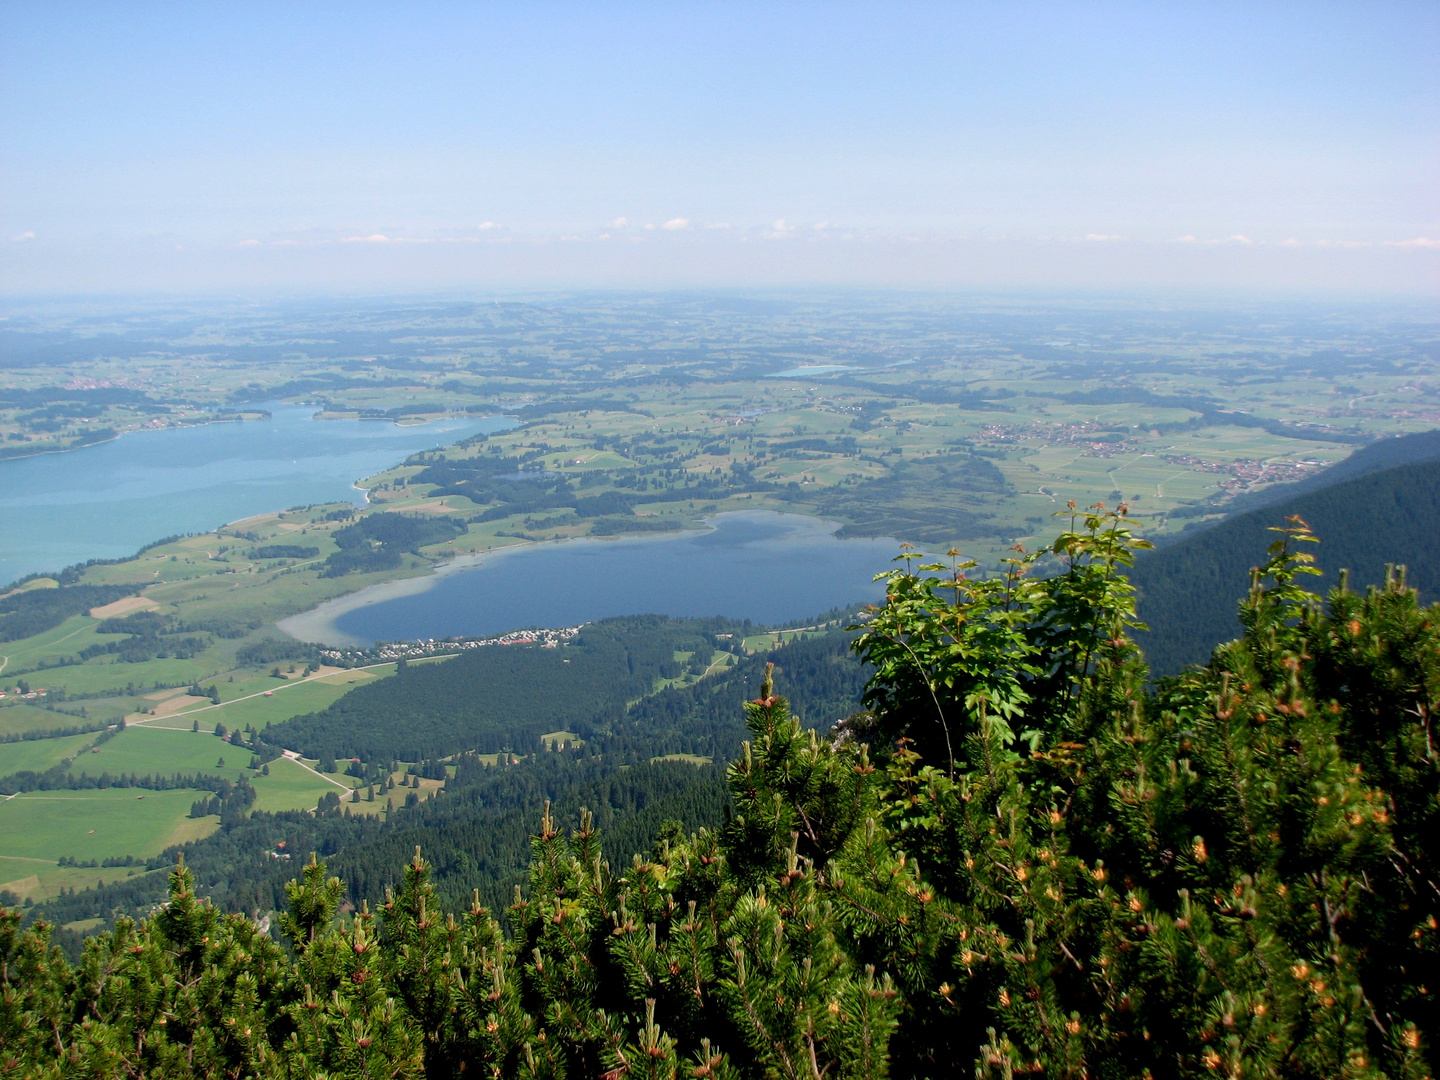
[278,510,900,647]
[0,406,513,585]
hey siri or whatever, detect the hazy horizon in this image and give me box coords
[3,1,1436,295]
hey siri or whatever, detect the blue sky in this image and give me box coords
[2,1,1436,293]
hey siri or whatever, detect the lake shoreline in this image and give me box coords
[275,510,895,648]
[0,411,274,466]
[275,525,714,648]
[0,405,511,587]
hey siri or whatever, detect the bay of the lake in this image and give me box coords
[0,405,514,585]
[278,510,900,647]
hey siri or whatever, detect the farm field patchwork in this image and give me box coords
[1,294,1436,935]
[0,661,406,900]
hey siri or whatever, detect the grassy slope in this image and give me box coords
[0,789,218,863]
[0,733,96,774]
[0,703,98,737]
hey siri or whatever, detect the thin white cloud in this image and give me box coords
[344,234,392,243]
[1084,233,1123,242]
[477,221,499,231]
[1184,234,1255,245]
[661,218,691,231]
[10,231,36,242]
[1174,234,1198,243]
[1387,237,1439,249]
[610,217,630,228]
[705,222,732,230]
[237,238,262,247]
[764,219,796,238]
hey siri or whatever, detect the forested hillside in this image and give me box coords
[6,509,1435,1078]
[1133,457,1440,672]
[264,617,731,761]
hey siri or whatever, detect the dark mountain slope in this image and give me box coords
[1166,426,1440,531]
[1132,457,1440,673]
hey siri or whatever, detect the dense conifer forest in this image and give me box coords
[4,508,1437,1077]
[264,617,734,761]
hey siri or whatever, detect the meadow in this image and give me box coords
[0,669,388,903]
[0,788,216,864]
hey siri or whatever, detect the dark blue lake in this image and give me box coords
[0,405,514,585]
[279,510,899,646]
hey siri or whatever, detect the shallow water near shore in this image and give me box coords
[278,510,899,647]
[0,405,513,585]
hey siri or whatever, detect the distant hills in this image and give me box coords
[1133,430,1440,674]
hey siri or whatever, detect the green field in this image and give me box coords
[0,788,217,863]
[24,657,215,698]
[248,756,347,814]
[743,629,829,652]
[0,615,99,673]
[75,726,252,781]
[0,732,97,775]
[0,863,163,905]
[0,755,340,874]
[135,668,387,732]
[0,703,97,737]
[651,753,713,766]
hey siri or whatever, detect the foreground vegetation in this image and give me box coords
[3,510,1435,1077]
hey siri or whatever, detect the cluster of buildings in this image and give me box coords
[1161,454,1327,493]
[318,625,583,668]
[976,420,1137,457]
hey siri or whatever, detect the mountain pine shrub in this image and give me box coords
[1,507,1434,1078]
